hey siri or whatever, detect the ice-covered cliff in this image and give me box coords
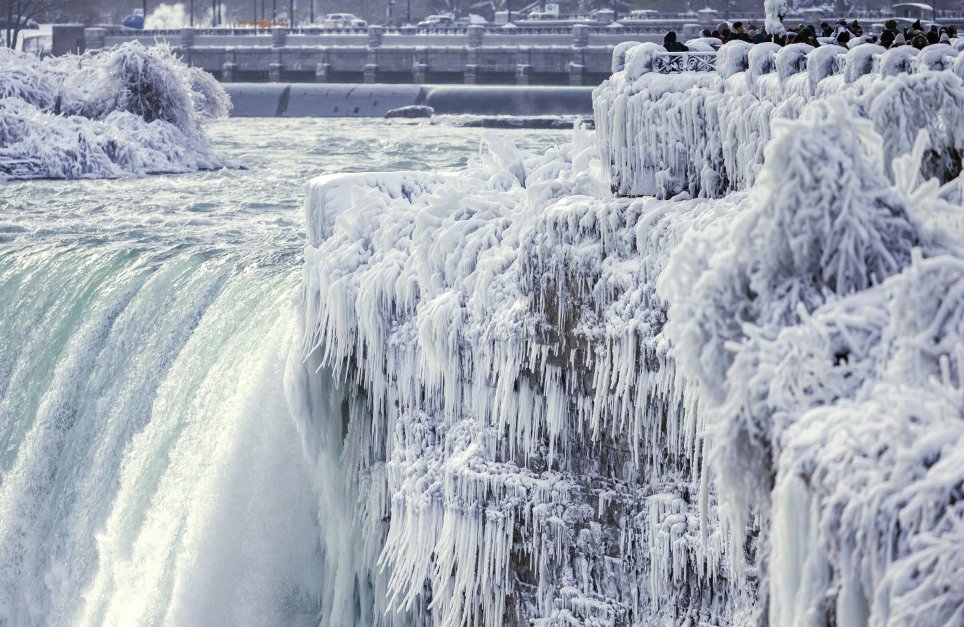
[290,41,964,626]
[0,42,229,180]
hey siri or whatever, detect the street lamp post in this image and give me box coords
[289,0,294,27]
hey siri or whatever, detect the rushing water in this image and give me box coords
[0,118,568,626]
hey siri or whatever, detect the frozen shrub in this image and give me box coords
[0,42,230,180]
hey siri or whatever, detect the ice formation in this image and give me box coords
[0,42,229,180]
[764,0,791,37]
[290,41,964,625]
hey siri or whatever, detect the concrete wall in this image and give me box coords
[223,83,594,116]
[51,25,86,56]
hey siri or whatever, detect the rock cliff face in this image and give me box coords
[289,41,964,626]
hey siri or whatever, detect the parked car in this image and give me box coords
[417,14,454,27]
[121,8,144,29]
[322,13,367,28]
[453,15,487,26]
[0,16,40,30]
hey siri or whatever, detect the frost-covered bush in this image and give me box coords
[594,40,964,199]
[867,72,964,182]
[659,71,964,627]
[661,99,920,401]
[0,42,230,180]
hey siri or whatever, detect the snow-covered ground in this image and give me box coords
[0,42,229,181]
[291,40,964,625]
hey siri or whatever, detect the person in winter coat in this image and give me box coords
[731,22,752,42]
[716,21,731,43]
[797,26,820,47]
[749,25,766,43]
[663,31,689,52]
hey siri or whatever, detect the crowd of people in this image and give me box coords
[663,18,959,52]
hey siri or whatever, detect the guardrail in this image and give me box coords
[652,51,718,73]
[84,24,677,85]
[634,43,964,79]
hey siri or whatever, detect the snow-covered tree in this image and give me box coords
[2,0,69,49]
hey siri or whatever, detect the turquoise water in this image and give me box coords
[0,118,569,626]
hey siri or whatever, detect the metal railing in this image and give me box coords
[652,52,718,73]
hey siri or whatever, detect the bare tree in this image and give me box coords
[2,0,69,49]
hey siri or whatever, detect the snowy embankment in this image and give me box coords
[290,41,964,625]
[0,42,229,180]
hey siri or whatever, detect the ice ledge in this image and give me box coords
[304,171,447,246]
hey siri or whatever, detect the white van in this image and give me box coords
[417,15,455,27]
[323,13,367,28]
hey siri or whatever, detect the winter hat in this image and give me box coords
[941,32,951,42]
[894,33,906,45]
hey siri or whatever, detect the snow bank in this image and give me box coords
[594,41,964,198]
[0,42,229,180]
[290,38,964,627]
